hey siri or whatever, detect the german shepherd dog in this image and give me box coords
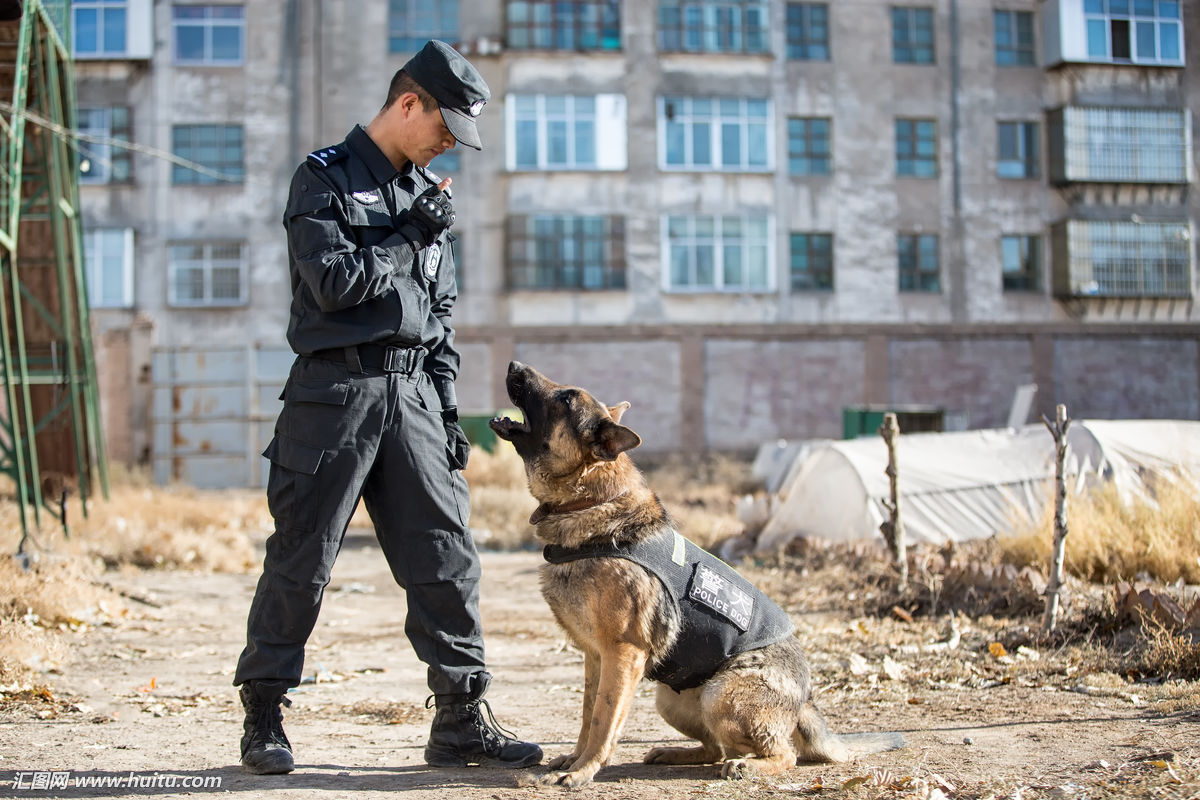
[490,362,905,787]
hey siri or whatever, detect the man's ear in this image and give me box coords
[608,401,631,424]
[593,419,641,461]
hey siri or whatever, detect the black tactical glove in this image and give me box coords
[442,407,471,470]
[400,186,455,249]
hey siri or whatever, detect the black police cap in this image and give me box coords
[403,40,491,151]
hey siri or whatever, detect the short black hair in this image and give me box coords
[382,69,438,112]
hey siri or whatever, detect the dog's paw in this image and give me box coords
[555,769,596,788]
[546,753,576,771]
[643,747,679,764]
[721,759,749,780]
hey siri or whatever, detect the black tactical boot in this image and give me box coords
[424,673,542,768]
[239,680,295,775]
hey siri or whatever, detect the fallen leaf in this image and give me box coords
[842,776,870,790]
[989,642,1008,658]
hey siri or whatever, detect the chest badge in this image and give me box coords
[424,243,442,280]
[351,190,380,204]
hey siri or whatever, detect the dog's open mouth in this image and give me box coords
[489,411,530,440]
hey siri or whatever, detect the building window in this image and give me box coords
[510,95,598,170]
[1084,0,1182,64]
[661,97,771,171]
[895,119,937,177]
[787,117,831,176]
[1050,107,1189,184]
[664,215,772,292]
[1001,234,1042,291]
[168,242,247,306]
[83,228,134,308]
[507,0,620,50]
[389,0,459,54]
[786,3,829,60]
[892,6,934,63]
[898,233,940,292]
[997,121,1040,179]
[72,0,127,56]
[790,233,833,291]
[171,125,244,185]
[657,0,769,53]
[994,9,1035,65]
[77,107,133,184]
[173,5,244,65]
[1056,220,1191,298]
[506,215,626,290]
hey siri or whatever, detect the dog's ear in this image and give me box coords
[593,419,641,461]
[607,401,631,424]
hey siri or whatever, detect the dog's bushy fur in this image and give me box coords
[491,362,904,786]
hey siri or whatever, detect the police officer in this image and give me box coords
[234,40,541,775]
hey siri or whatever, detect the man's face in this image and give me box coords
[402,101,457,168]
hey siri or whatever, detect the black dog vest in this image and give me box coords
[544,530,795,691]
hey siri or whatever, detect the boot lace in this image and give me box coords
[248,694,291,749]
[466,698,518,753]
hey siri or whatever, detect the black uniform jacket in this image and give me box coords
[282,124,460,409]
[544,530,796,691]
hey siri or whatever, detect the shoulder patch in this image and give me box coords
[307,144,348,168]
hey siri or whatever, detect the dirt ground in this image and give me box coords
[1,530,1198,800]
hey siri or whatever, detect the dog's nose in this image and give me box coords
[508,360,525,374]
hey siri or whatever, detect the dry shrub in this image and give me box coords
[642,454,749,550]
[1000,477,1200,584]
[71,469,265,572]
[0,556,125,690]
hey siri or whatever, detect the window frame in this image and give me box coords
[994,8,1036,66]
[506,0,621,51]
[171,124,245,185]
[787,116,832,176]
[77,106,134,185]
[509,94,599,171]
[659,96,773,172]
[505,214,627,291]
[167,241,248,307]
[72,0,128,57]
[997,120,1040,179]
[657,0,770,54]
[388,0,460,54]
[786,2,830,60]
[892,6,935,64]
[172,4,246,66]
[662,214,775,293]
[790,232,834,292]
[895,118,938,178]
[898,233,941,292]
[1083,0,1183,65]
[1001,234,1043,292]
[83,228,135,309]
[1053,106,1191,184]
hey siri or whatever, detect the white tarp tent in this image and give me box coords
[752,420,1200,552]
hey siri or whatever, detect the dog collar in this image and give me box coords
[529,489,630,525]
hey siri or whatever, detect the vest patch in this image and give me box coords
[689,563,753,632]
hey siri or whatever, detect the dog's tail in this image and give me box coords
[794,703,907,763]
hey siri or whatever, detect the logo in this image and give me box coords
[424,243,442,280]
[689,563,753,632]
[351,190,380,204]
[468,100,485,117]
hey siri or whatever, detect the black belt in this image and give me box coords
[308,343,426,375]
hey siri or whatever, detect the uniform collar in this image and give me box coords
[346,124,414,185]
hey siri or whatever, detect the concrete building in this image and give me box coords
[71,0,1199,487]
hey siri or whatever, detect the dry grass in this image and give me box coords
[999,477,1200,584]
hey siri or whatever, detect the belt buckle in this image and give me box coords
[382,346,404,373]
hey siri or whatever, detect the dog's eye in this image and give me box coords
[558,391,575,407]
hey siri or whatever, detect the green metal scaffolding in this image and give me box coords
[0,0,108,548]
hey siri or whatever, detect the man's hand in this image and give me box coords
[442,407,470,470]
[400,183,455,249]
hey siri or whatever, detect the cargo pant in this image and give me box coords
[234,351,484,696]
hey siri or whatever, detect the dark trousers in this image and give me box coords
[234,355,484,696]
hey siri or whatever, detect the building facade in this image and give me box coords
[72,0,1199,486]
